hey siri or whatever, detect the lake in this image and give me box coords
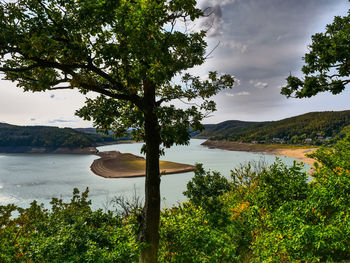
[0,139,308,209]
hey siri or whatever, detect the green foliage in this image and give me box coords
[0,189,140,263]
[180,137,350,262]
[0,0,234,148]
[183,163,231,208]
[308,126,350,171]
[159,203,239,262]
[183,163,231,226]
[0,1,234,260]
[281,8,350,98]
[249,160,309,211]
[248,140,350,262]
[198,110,350,144]
[2,137,350,262]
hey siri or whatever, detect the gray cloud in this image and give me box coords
[250,80,268,89]
[196,0,349,122]
[48,119,78,124]
[225,91,250,97]
[199,0,237,36]
[200,3,223,36]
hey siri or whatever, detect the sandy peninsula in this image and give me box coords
[201,140,317,166]
[91,151,195,178]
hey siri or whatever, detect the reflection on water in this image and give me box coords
[0,139,308,209]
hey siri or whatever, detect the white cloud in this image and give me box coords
[234,78,241,87]
[249,80,268,89]
[221,40,248,53]
[221,0,236,6]
[199,0,236,7]
[225,91,250,97]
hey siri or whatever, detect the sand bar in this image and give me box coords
[91,151,195,178]
[201,140,317,166]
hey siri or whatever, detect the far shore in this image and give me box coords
[0,140,139,154]
[91,150,195,178]
[0,146,98,154]
[201,140,317,166]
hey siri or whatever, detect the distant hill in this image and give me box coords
[75,127,133,141]
[0,123,117,152]
[197,110,350,145]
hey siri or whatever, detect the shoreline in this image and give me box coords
[201,140,317,166]
[91,150,195,178]
[0,140,138,154]
[0,146,98,154]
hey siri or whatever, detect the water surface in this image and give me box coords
[0,139,308,209]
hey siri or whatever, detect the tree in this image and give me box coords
[281,8,350,98]
[0,0,234,262]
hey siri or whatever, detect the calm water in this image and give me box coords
[0,139,308,209]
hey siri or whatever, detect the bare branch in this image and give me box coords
[205,41,220,60]
[177,98,201,107]
[49,86,73,90]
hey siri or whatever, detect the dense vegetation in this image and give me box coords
[2,131,350,262]
[198,110,350,145]
[0,123,116,149]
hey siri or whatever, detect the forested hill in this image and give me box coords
[197,110,350,145]
[0,123,116,151]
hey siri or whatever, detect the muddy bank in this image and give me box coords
[201,140,317,166]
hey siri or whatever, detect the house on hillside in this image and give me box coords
[305,138,312,143]
[272,137,281,142]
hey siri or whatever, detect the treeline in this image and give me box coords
[0,123,116,149]
[197,110,350,145]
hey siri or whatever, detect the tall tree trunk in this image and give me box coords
[139,81,161,263]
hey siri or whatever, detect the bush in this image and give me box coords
[159,202,239,262]
[183,163,231,226]
[0,188,140,263]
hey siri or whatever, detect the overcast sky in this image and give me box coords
[0,0,349,127]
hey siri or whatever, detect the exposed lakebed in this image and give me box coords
[0,139,310,209]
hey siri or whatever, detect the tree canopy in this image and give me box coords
[0,0,233,146]
[0,0,234,261]
[281,8,350,98]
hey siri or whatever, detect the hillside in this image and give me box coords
[0,123,117,152]
[75,127,133,141]
[197,110,350,145]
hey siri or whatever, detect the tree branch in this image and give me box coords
[49,86,73,90]
[0,64,40,72]
[78,82,143,107]
[37,0,60,27]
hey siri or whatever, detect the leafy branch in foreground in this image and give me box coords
[281,8,350,98]
[0,1,234,261]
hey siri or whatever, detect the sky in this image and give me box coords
[0,0,350,127]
